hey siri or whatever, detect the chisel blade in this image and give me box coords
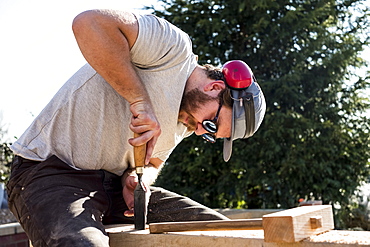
[134,174,147,230]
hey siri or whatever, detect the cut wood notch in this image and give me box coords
[149,205,334,243]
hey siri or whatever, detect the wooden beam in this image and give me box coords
[263,205,334,242]
[106,225,370,247]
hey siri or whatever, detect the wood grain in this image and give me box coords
[149,219,263,234]
[133,132,146,174]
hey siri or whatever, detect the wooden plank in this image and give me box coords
[149,219,263,233]
[262,205,334,242]
[106,224,370,247]
[108,226,266,247]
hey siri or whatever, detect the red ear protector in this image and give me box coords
[222,60,253,90]
[222,60,256,139]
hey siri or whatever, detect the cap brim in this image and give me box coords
[222,81,266,162]
[223,138,233,162]
[223,99,237,162]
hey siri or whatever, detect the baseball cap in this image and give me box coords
[222,61,266,162]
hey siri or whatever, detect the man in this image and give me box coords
[7,9,265,246]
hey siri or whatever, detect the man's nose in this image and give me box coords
[194,122,208,136]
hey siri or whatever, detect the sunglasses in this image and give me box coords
[201,100,223,143]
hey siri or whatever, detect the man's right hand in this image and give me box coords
[128,100,161,165]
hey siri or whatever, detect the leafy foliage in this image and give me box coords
[150,0,370,228]
[0,117,12,183]
[0,143,12,183]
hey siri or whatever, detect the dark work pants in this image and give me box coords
[6,155,228,247]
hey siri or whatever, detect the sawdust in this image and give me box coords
[308,230,370,244]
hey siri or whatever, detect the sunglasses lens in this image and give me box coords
[202,133,216,143]
[203,120,217,133]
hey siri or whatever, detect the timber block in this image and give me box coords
[263,205,334,242]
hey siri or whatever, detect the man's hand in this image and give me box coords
[122,172,151,217]
[122,160,162,217]
[129,100,161,165]
[122,173,137,217]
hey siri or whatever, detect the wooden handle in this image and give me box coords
[134,133,146,174]
[149,219,263,234]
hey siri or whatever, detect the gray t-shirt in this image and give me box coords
[11,14,196,176]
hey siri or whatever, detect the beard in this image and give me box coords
[178,88,218,132]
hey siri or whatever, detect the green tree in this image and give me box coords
[0,143,12,183]
[0,114,12,183]
[151,0,370,228]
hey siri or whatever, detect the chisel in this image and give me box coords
[133,132,147,230]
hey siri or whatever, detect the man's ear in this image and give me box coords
[204,80,226,92]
